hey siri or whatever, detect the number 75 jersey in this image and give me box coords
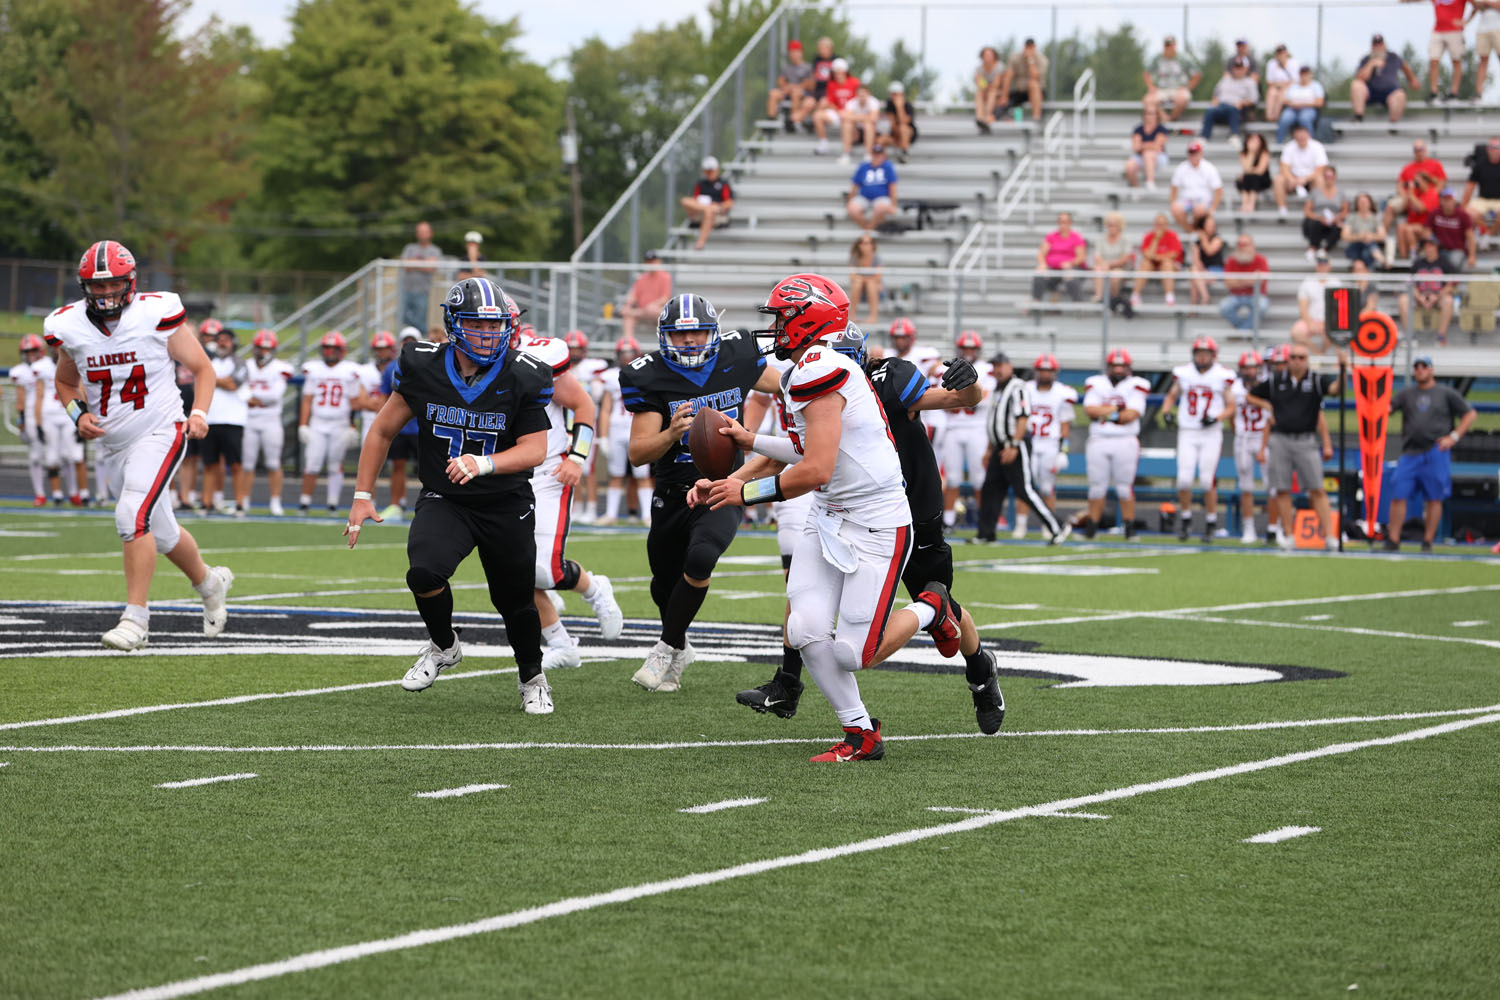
[43,291,188,449]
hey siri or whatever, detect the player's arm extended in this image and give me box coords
[911,383,982,412]
[168,324,215,438]
[352,393,414,496]
[712,393,842,510]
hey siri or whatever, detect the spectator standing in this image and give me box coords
[1383,355,1476,552]
[847,143,899,230]
[881,82,918,162]
[619,250,672,341]
[768,40,816,132]
[1170,140,1224,231]
[1302,165,1349,257]
[1264,44,1301,122]
[1131,212,1183,306]
[1221,233,1271,329]
[680,156,733,250]
[1276,65,1326,143]
[1247,348,1339,550]
[1201,59,1259,148]
[455,230,486,281]
[849,234,883,324]
[1343,192,1388,293]
[1351,34,1419,123]
[840,82,882,165]
[1403,0,1468,102]
[1291,251,1338,351]
[1273,123,1330,218]
[1237,132,1273,212]
[1144,35,1201,121]
[1474,2,1500,100]
[1425,187,1477,269]
[398,221,442,331]
[1399,236,1459,336]
[1189,215,1227,305]
[974,47,1005,132]
[1002,38,1049,122]
[1124,105,1171,191]
[814,58,859,156]
[1031,211,1088,301]
[1092,211,1134,302]
[1461,137,1500,234]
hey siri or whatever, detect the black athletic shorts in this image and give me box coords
[388,433,419,462]
[200,424,244,467]
[901,514,953,599]
[646,485,742,595]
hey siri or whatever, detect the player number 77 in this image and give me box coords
[432,425,498,458]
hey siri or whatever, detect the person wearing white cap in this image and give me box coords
[880,79,917,162]
[679,156,734,250]
[813,57,859,155]
[456,229,486,281]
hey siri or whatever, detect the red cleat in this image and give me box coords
[917,581,961,657]
[32,496,46,507]
[69,495,83,507]
[810,719,884,762]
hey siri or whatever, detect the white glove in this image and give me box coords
[298,425,310,446]
[1053,451,1069,475]
[342,425,362,450]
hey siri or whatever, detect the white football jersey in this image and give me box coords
[782,346,910,529]
[1025,380,1079,445]
[599,367,634,441]
[934,360,995,430]
[573,356,607,393]
[1170,362,1235,430]
[301,358,363,428]
[28,355,66,422]
[1083,374,1150,439]
[895,344,942,374]
[43,292,187,448]
[245,357,294,427]
[206,354,248,426]
[518,335,573,459]
[1231,379,1270,440]
[355,361,385,435]
[9,361,39,427]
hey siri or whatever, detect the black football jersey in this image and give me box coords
[865,356,943,523]
[618,329,766,488]
[389,340,553,500]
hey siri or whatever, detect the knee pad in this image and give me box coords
[1175,473,1195,490]
[833,639,861,673]
[406,565,448,596]
[533,560,555,591]
[152,514,181,555]
[1087,485,1109,500]
[785,609,832,650]
[682,540,722,582]
[1117,485,1135,501]
[533,558,581,592]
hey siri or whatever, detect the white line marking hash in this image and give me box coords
[412,784,508,799]
[155,773,258,789]
[678,798,767,814]
[1243,825,1322,844]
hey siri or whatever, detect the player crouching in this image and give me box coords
[694,273,963,763]
[345,278,556,714]
[46,240,233,650]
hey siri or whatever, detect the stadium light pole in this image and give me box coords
[562,100,583,250]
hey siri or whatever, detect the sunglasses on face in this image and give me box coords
[1290,353,1309,359]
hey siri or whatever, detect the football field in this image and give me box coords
[2,508,1498,998]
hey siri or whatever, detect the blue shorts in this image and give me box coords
[1387,447,1452,504]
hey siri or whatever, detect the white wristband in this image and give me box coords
[190,408,208,420]
[473,455,495,477]
[352,491,373,502]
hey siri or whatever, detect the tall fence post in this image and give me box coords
[665,158,678,246]
[1048,6,1058,102]
[529,267,542,332]
[920,5,928,82]
[734,64,745,154]
[1315,5,1324,76]
[629,194,640,267]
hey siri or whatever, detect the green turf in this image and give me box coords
[0,511,1497,998]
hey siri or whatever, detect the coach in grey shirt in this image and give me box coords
[399,221,443,331]
[1384,355,1475,553]
[1248,345,1339,549]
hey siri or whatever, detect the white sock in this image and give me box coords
[907,601,936,630]
[192,572,220,598]
[637,487,653,518]
[579,577,600,601]
[1016,513,1028,532]
[541,621,572,648]
[299,493,312,506]
[942,509,956,527]
[605,487,622,520]
[1206,513,1218,525]
[28,464,45,497]
[61,463,78,496]
[212,490,224,509]
[1182,510,1193,524]
[122,603,150,626]
[801,638,871,731]
[327,471,344,506]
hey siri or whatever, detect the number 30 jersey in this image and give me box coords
[389,339,553,500]
[300,358,364,429]
[43,291,188,450]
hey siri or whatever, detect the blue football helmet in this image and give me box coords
[827,323,867,367]
[442,278,514,366]
[657,293,721,369]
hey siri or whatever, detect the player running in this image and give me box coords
[1076,349,1150,539]
[1229,351,1270,544]
[1016,353,1076,538]
[1160,336,1236,542]
[10,336,49,505]
[240,329,294,516]
[298,331,367,512]
[345,277,556,714]
[44,240,234,650]
[597,337,654,524]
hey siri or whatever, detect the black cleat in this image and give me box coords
[1124,519,1138,540]
[1382,538,1401,552]
[1203,520,1215,544]
[736,671,803,718]
[1177,516,1191,542]
[970,649,1006,735]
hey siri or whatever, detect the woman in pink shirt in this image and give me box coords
[1031,211,1088,301]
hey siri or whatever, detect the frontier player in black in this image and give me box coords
[345,277,558,714]
[735,324,1008,733]
[620,293,783,692]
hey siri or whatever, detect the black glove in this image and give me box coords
[1162,408,1177,428]
[940,357,978,391]
[1200,413,1218,428]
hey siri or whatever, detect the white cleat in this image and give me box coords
[589,575,623,640]
[1048,522,1072,546]
[541,644,582,670]
[101,617,149,651]
[402,631,463,691]
[632,640,678,691]
[1240,528,1258,545]
[547,589,566,614]
[201,566,234,637]
[1011,525,1026,540]
[268,499,284,517]
[656,641,696,693]
[519,673,554,714]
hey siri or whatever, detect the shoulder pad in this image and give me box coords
[787,347,853,404]
[521,337,570,375]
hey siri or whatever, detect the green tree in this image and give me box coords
[1089,23,1149,103]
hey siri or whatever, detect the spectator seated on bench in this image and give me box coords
[1031,211,1089,302]
[1131,212,1183,307]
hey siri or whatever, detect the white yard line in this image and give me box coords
[928,806,1111,819]
[678,798,767,814]
[2,543,407,563]
[1243,825,1322,844]
[155,773,258,789]
[95,712,1500,1000]
[1163,614,1500,651]
[413,784,508,800]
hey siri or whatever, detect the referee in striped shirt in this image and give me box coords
[977,353,1069,544]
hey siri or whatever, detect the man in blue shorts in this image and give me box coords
[1384,355,1475,553]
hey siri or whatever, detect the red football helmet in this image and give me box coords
[199,318,225,339]
[1269,343,1291,364]
[564,329,589,351]
[77,240,137,319]
[1191,335,1218,356]
[370,330,397,351]
[252,329,278,351]
[18,334,45,358]
[615,336,642,363]
[955,330,983,360]
[1033,352,1059,371]
[320,330,347,363]
[756,272,850,359]
[1105,348,1133,368]
[888,317,916,349]
[1237,350,1261,370]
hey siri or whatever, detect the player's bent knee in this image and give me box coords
[556,558,582,591]
[833,639,862,673]
[785,610,832,650]
[682,542,723,582]
[406,566,448,596]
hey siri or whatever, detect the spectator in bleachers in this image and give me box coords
[1189,215,1227,304]
[1396,171,1443,257]
[1408,0,1466,103]
[810,37,836,113]
[974,47,1005,133]
[1343,192,1388,286]
[847,143,899,230]
[1233,40,1260,81]
[767,39,816,133]
[840,82,883,166]
[1302,165,1348,258]
[1383,354,1475,553]
[1002,38,1049,123]
[1291,251,1337,351]
[680,156,733,250]
[1221,233,1271,328]
[1092,211,1134,303]
[1351,34,1419,123]
[1265,45,1300,122]
[1201,59,1259,149]
[455,230,486,281]
[1124,105,1171,191]
[1144,35,1201,121]
[1276,65,1325,144]
[815,58,860,157]
[619,250,672,341]
[1237,132,1273,211]
[399,221,442,331]
[1170,141,1224,231]
[1131,212,1183,306]
[1424,187,1477,269]
[881,82,918,163]
[849,234,883,324]
[1461,137,1500,236]
[1031,211,1089,301]
[1474,4,1500,101]
[1398,236,1458,336]
[1273,123,1329,218]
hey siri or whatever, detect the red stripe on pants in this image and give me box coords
[550,483,573,585]
[860,524,910,668]
[135,422,186,540]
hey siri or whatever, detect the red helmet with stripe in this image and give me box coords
[1269,343,1291,364]
[615,336,642,364]
[756,272,850,360]
[77,240,137,320]
[19,334,45,358]
[1191,335,1218,356]
[564,329,589,351]
[1237,350,1261,371]
[1105,348,1133,368]
[370,330,397,351]
[320,330,347,363]
[888,316,916,349]
[199,318,224,339]
[252,329,278,351]
[1033,352,1059,371]
[955,330,982,360]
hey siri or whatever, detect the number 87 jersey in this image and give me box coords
[43,290,189,449]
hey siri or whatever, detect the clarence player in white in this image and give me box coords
[596,336,655,524]
[241,329,295,515]
[1078,348,1150,539]
[938,330,994,529]
[1160,335,1236,542]
[1229,350,1271,543]
[297,330,367,512]
[1016,352,1076,537]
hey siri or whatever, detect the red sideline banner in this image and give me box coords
[1350,311,1399,530]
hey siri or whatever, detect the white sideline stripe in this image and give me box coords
[1164,614,1500,651]
[0,668,516,732]
[413,784,507,799]
[155,773,258,789]
[96,713,1500,1000]
[928,806,1110,819]
[678,797,767,814]
[3,543,408,562]
[12,703,1500,755]
[1452,620,1489,628]
[1243,825,1322,844]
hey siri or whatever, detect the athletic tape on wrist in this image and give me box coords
[65,399,87,425]
[190,408,208,420]
[568,423,594,464]
[352,490,373,502]
[741,474,784,506]
[473,455,495,477]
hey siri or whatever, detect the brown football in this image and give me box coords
[688,407,737,479]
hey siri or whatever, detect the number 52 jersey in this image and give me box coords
[43,291,188,450]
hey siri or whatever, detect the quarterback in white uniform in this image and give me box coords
[597,337,654,523]
[44,240,233,650]
[936,331,994,528]
[297,330,367,512]
[240,329,295,515]
[10,336,49,503]
[1161,335,1236,542]
[1229,351,1271,543]
[1079,348,1150,539]
[701,274,965,764]
[516,331,624,668]
[1016,352,1076,537]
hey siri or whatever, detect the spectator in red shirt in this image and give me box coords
[1403,0,1468,102]
[814,58,859,157]
[1131,212,1183,306]
[1220,233,1271,329]
[1383,140,1447,233]
[679,156,733,250]
[619,250,672,341]
[1423,187,1477,268]
[1031,211,1089,301]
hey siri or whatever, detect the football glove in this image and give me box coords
[1200,413,1218,428]
[297,425,310,446]
[1052,451,1069,475]
[940,357,978,391]
[1162,409,1178,428]
[342,425,362,450]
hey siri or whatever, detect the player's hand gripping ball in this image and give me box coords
[689,407,737,479]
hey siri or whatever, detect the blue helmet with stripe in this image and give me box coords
[442,277,515,366]
[657,293,721,369]
[827,323,867,367]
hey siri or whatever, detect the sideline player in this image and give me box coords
[1229,350,1270,543]
[45,240,233,650]
[376,327,425,521]
[357,331,398,442]
[1015,353,1076,538]
[345,277,556,714]
[11,336,49,504]
[203,327,248,515]
[240,329,294,515]
[31,343,84,505]
[597,336,654,524]
[563,330,607,522]
[938,330,994,529]
[1077,349,1149,539]
[298,331,366,512]
[698,274,968,762]
[1160,335,1235,542]
[620,293,783,692]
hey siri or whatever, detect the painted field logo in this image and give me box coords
[0,602,1342,686]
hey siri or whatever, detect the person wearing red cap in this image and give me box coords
[298,331,370,512]
[767,39,816,132]
[1078,349,1149,539]
[1160,336,1236,542]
